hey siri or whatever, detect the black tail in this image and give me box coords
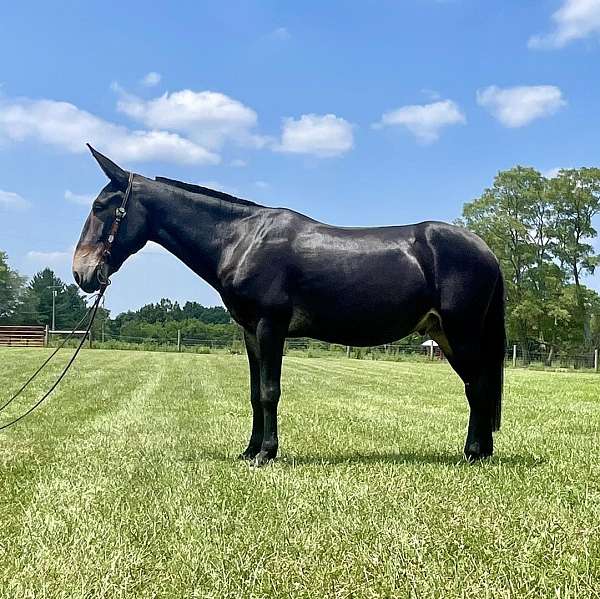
[484,271,505,431]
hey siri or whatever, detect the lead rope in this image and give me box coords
[0,172,133,432]
[0,289,105,431]
[0,299,95,414]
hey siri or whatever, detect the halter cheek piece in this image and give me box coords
[97,171,134,287]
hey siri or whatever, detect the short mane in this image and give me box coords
[155,176,260,207]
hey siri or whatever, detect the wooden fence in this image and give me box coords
[0,326,46,348]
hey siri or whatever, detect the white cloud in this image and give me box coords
[27,249,71,264]
[529,0,600,49]
[65,190,94,206]
[269,27,291,41]
[112,129,219,164]
[276,113,354,157]
[254,180,269,189]
[374,99,466,144]
[230,158,247,167]
[116,89,265,150]
[0,96,219,165]
[141,71,161,87]
[476,85,566,127]
[543,167,563,179]
[0,189,29,210]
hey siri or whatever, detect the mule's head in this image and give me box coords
[72,146,149,293]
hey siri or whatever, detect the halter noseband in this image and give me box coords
[97,171,134,288]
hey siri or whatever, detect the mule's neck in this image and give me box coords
[141,182,257,291]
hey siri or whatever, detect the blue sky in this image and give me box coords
[1,0,600,315]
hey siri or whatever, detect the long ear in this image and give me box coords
[87,144,129,187]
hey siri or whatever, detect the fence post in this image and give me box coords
[512,344,517,368]
[177,329,182,352]
[346,345,351,358]
[44,325,49,347]
[101,323,105,343]
[595,348,598,373]
[88,331,92,349]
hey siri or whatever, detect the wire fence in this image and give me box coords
[39,330,600,373]
[506,345,598,371]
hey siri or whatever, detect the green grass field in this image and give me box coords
[0,349,599,598]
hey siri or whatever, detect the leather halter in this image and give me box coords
[97,171,134,287]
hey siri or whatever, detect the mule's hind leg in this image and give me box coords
[461,363,496,460]
[445,350,497,460]
[430,318,499,461]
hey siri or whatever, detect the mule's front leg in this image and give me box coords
[239,330,263,460]
[253,317,286,468]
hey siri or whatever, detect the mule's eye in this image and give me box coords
[92,202,103,213]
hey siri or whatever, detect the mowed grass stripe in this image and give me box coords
[0,351,173,597]
[0,350,599,597]
[0,350,151,513]
[281,358,468,461]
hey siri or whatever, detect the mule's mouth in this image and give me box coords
[73,267,102,293]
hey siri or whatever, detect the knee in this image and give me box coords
[260,383,280,406]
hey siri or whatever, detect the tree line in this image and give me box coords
[0,258,237,341]
[113,298,236,342]
[2,164,600,357]
[461,166,600,362]
[0,262,103,332]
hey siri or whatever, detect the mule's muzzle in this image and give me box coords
[73,266,102,293]
[73,245,106,293]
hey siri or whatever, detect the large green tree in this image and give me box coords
[548,168,600,345]
[461,165,600,359]
[461,167,554,360]
[22,268,88,330]
[0,251,26,323]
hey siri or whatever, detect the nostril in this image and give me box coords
[73,271,80,285]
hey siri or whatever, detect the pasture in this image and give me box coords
[0,349,599,598]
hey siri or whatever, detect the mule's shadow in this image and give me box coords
[184,449,545,468]
[278,451,545,468]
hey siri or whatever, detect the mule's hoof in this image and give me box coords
[238,448,260,461]
[464,442,493,462]
[251,450,276,468]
